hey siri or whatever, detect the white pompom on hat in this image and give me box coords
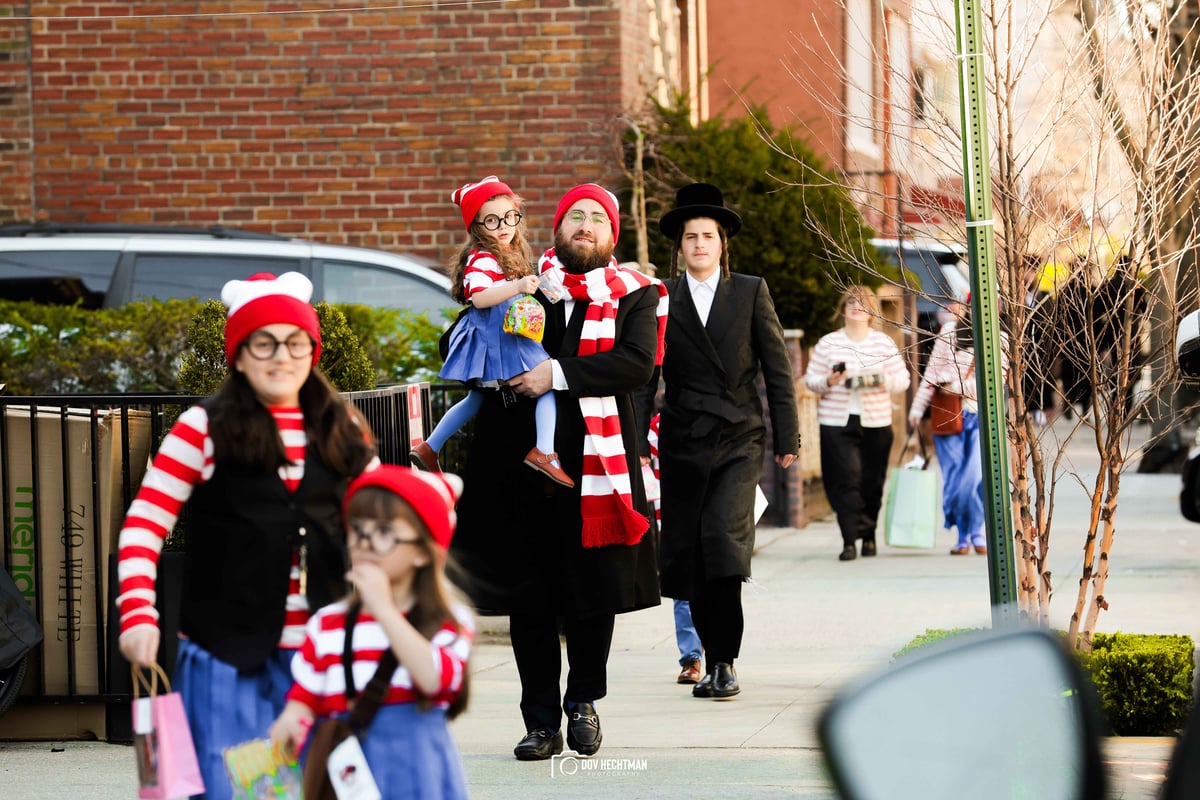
[221,271,321,367]
[342,465,463,552]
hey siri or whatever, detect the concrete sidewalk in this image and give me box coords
[3,421,1198,798]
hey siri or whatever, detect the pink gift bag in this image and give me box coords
[132,663,206,799]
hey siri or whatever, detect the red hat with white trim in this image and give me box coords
[554,183,620,244]
[342,465,463,551]
[221,271,321,367]
[452,175,515,230]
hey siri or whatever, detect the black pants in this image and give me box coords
[509,612,615,733]
[820,417,893,547]
[688,575,744,666]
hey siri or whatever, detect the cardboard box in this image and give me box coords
[3,406,151,704]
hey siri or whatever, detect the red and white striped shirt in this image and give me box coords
[116,405,314,648]
[286,600,473,716]
[804,329,910,428]
[462,250,507,298]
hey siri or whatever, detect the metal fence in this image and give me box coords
[0,383,430,740]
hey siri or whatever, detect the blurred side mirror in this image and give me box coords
[1176,308,1200,381]
[818,628,1107,800]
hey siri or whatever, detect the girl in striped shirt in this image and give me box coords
[410,176,573,488]
[116,272,376,800]
[270,466,473,800]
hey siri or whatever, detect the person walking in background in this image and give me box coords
[410,175,572,488]
[116,272,378,800]
[449,183,668,761]
[270,466,472,800]
[804,285,910,562]
[655,183,799,700]
[908,300,986,555]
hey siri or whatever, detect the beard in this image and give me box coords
[555,230,615,274]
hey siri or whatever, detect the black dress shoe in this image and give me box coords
[513,728,563,761]
[711,662,740,698]
[861,540,877,557]
[692,669,714,698]
[565,702,602,756]
[839,544,857,561]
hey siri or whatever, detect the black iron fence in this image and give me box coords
[0,383,434,740]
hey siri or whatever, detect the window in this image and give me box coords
[128,255,298,302]
[322,260,451,318]
[0,250,119,307]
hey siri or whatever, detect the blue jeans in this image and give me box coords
[674,599,702,665]
[934,410,986,547]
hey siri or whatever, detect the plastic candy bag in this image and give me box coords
[503,295,546,343]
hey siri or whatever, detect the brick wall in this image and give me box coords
[0,4,32,223]
[0,0,655,261]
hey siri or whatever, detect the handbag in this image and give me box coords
[502,294,546,343]
[884,432,938,549]
[302,603,399,800]
[929,389,963,436]
[131,662,206,800]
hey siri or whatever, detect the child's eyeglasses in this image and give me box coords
[243,332,314,361]
[477,210,522,231]
[349,521,422,555]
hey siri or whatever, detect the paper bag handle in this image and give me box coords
[131,661,172,699]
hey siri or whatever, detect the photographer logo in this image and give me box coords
[550,754,649,778]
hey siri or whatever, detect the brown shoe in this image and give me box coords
[677,659,703,685]
[408,440,441,473]
[524,447,575,488]
[973,545,988,555]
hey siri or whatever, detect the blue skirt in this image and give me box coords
[440,298,548,384]
[175,637,295,800]
[304,703,469,800]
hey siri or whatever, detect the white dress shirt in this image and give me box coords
[685,270,720,325]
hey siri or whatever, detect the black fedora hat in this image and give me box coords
[659,183,742,240]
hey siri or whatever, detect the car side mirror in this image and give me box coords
[817,627,1107,800]
[1176,308,1200,382]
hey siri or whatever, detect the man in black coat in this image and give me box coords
[449,183,665,761]
[656,183,799,700]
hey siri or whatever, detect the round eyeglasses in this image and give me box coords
[349,521,423,555]
[243,332,314,361]
[477,210,523,231]
[563,209,611,228]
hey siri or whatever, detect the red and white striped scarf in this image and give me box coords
[539,249,669,548]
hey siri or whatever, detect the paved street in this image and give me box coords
[2,416,1197,798]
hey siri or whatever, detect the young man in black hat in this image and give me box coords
[655,183,800,699]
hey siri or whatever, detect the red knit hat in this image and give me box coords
[452,175,515,230]
[554,183,620,244]
[221,272,322,367]
[342,465,462,551]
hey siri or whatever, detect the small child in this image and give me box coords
[269,465,474,800]
[409,175,573,488]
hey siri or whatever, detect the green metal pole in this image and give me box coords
[955,0,1018,623]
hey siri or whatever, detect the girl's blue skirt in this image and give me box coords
[440,297,548,384]
[304,703,469,800]
[174,637,295,800]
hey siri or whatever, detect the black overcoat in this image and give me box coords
[657,272,799,599]
[449,283,662,619]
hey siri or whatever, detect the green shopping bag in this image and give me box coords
[883,433,938,548]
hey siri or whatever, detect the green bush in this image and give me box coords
[336,304,452,385]
[1082,632,1195,735]
[178,300,376,394]
[897,628,1196,735]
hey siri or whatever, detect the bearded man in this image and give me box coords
[450,183,667,761]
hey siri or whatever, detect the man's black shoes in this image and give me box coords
[513,728,563,761]
[693,662,740,698]
[565,702,603,756]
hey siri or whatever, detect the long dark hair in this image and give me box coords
[448,194,534,304]
[667,218,731,280]
[344,485,472,719]
[206,367,375,477]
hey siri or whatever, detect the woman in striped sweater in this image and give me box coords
[804,286,910,561]
[116,272,376,800]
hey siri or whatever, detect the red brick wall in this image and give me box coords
[0,4,32,224]
[1,1,653,261]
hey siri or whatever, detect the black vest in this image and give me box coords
[179,445,351,671]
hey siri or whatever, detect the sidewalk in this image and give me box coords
[2,419,1197,798]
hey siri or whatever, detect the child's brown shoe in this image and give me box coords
[409,440,441,473]
[524,447,575,488]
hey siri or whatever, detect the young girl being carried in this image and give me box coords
[408,176,573,487]
[270,465,474,800]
